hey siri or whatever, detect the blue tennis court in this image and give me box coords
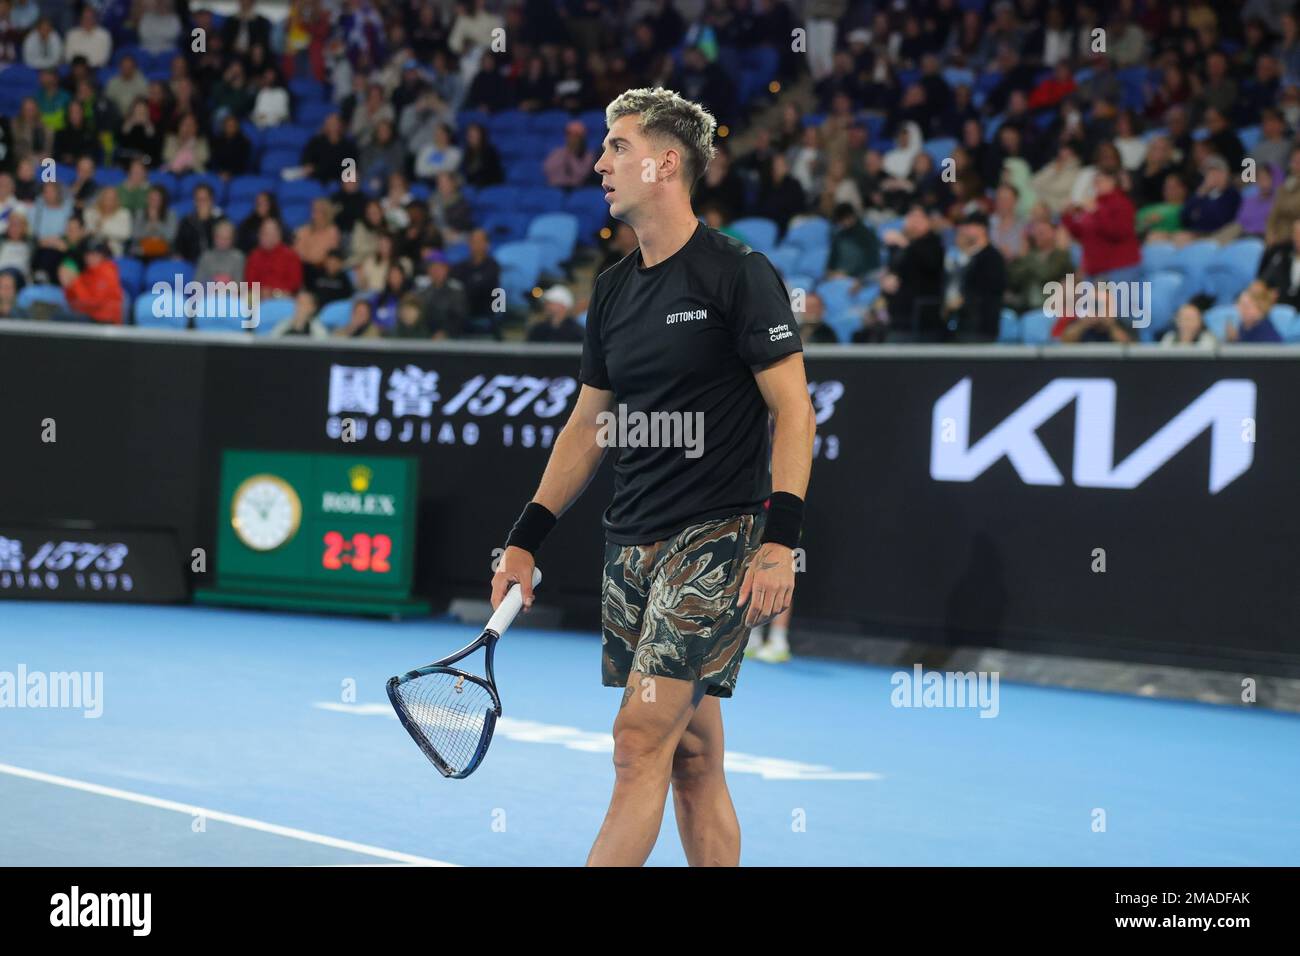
[2,601,1297,866]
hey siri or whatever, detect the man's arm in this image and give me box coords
[490,383,615,609]
[738,351,816,626]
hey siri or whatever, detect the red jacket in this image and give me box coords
[65,259,124,324]
[245,243,303,296]
[1061,190,1141,276]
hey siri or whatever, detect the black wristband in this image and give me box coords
[760,492,804,549]
[504,501,557,555]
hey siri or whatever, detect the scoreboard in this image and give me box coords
[196,449,429,616]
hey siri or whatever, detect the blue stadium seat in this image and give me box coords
[133,290,186,329]
[816,277,857,341]
[784,216,832,252]
[1206,238,1266,304]
[505,159,540,183]
[114,257,144,299]
[562,187,609,243]
[923,138,957,167]
[495,241,543,306]
[528,110,571,135]
[279,179,327,204]
[475,185,520,211]
[1173,240,1222,295]
[171,199,196,219]
[444,242,470,264]
[998,307,1021,343]
[730,217,779,256]
[795,244,830,277]
[295,102,337,130]
[260,149,300,176]
[1141,241,1177,275]
[317,298,355,331]
[281,202,312,229]
[144,258,193,290]
[179,172,226,203]
[250,297,296,335]
[480,210,530,244]
[1203,304,1237,340]
[1148,270,1186,337]
[16,285,67,315]
[263,125,308,153]
[227,175,276,204]
[1270,304,1300,341]
[96,167,127,188]
[525,212,579,272]
[517,189,565,215]
[769,245,803,277]
[224,200,254,225]
[1020,310,1056,344]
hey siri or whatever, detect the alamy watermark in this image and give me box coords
[151,276,262,329]
[0,664,103,718]
[890,663,1000,718]
[1043,274,1151,329]
[595,403,704,459]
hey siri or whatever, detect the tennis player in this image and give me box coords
[491,87,815,867]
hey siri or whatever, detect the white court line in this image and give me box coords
[0,762,456,867]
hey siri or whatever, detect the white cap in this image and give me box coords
[543,285,574,309]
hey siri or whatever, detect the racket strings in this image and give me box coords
[392,671,496,773]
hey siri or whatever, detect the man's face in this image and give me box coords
[595,114,679,224]
[469,230,488,256]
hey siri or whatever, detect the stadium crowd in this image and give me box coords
[0,0,1298,345]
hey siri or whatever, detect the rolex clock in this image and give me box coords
[197,450,429,616]
[231,474,302,551]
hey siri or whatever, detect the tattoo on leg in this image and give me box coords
[620,685,635,709]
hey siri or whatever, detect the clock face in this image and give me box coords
[231,474,302,551]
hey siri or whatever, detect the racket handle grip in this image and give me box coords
[487,566,542,636]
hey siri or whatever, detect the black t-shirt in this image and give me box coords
[579,222,802,544]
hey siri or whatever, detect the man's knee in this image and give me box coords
[610,726,673,778]
[671,731,723,793]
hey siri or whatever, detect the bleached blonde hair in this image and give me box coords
[604,87,718,188]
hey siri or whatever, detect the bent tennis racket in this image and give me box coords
[387,567,541,779]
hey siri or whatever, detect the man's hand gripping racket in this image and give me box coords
[387,567,541,779]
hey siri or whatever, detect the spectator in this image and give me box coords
[211,61,257,125]
[195,219,245,285]
[988,184,1027,260]
[117,100,162,168]
[301,113,357,184]
[1158,303,1217,348]
[816,156,863,219]
[294,197,342,282]
[1058,284,1135,343]
[130,185,178,260]
[357,231,403,292]
[1226,281,1282,342]
[0,174,31,232]
[273,289,329,337]
[223,0,273,59]
[1005,219,1074,313]
[1031,143,1083,215]
[878,206,946,339]
[10,98,50,165]
[58,239,123,324]
[162,114,210,175]
[360,119,405,193]
[452,227,502,325]
[309,248,354,306]
[245,219,303,297]
[371,260,411,333]
[543,120,596,189]
[429,172,474,245]
[1259,219,1300,308]
[348,83,395,147]
[137,0,182,55]
[1238,164,1279,238]
[1137,174,1189,240]
[1061,170,1141,282]
[460,123,504,188]
[335,296,380,338]
[691,145,745,221]
[754,153,806,236]
[84,187,133,257]
[210,115,252,179]
[0,211,32,281]
[391,293,432,339]
[414,122,463,182]
[177,184,224,262]
[825,202,880,280]
[29,182,74,281]
[69,156,99,211]
[1175,155,1242,242]
[64,7,112,68]
[116,159,152,215]
[36,69,70,132]
[948,211,1007,341]
[52,102,100,165]
[330,177,367,234]
[797,292,839,344]
[22,16,62,69]
[1265,146,1300,244]
[417,249,468,339]
[526,284,583,342]
[0,269,20,318]
[236,190,282,254]
[251,67,291,128]
[347,200,386,269]
[1250,109,1293,175]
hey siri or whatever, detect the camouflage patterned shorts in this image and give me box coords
[600,512,765,699]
